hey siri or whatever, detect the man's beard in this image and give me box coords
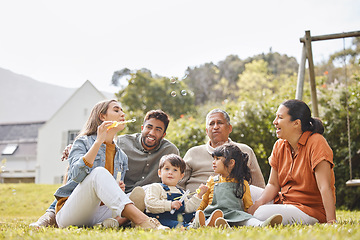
[141,134,161,149]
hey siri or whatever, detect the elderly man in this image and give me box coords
[178,109,265,193]
[30,109,179,228]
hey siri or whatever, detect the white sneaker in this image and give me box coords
[29,211,57,228]
[215,217,230,228]
[101,218,119,228]
[135,217,169,230]
[129,186,146,212]
[192,210,206,228]
[261,214,283,227]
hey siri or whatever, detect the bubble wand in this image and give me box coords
[170,189,190,214]
[173,188,200,200]
[116,172,122,183]
[107,119,136,130]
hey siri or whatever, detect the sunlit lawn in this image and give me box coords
[1,184,359,240]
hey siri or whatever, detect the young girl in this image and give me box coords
[144,154,208,228]
[54,99,167,230]
[196,143,282,228]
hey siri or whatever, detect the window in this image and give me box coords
[2,144,18,155]
[67,130,79,145]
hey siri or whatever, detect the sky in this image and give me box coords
[1,0,359,93]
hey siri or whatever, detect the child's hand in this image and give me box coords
[118,180,125,192]
[196,184,209,199]
[171,200,182,210]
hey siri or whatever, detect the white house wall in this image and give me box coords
[36,81,107,184]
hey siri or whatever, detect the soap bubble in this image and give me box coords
[171,91,177,97]
[170,77,177,84]
[181,90,187,96]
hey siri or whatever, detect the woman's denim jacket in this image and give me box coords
[54,134,128,199]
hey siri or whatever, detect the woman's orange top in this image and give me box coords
[269,131,335,223]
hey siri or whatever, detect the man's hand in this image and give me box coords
[61,144,73,161]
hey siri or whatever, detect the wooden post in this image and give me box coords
[296,43,307,100]
[304,30,319,117]
[297,30,360,109]
[300,30,360,42]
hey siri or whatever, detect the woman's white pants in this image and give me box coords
[56,167,132,228]
[250,185,319,225]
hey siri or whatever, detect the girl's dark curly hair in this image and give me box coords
[212,143,251,199]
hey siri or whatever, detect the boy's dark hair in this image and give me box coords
[158,154,186,174]
[144,109,170,133]
[212,143,251,199]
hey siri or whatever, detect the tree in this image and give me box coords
[236,59,275,101]
[113,68,195,120]
[184,63,220,105]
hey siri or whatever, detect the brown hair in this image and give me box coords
[78,99,118,137]
[158,154,186,173]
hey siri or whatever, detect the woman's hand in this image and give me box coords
[247,201,261,215]
[118,180,125,192]
[315,160,336,223]
[248,168,280,215]
[96,121,112,143]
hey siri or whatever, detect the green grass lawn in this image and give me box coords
[1,184,359,240]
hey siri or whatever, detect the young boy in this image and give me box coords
[143,154,208,228]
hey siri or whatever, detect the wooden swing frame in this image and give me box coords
[295,30,360,187]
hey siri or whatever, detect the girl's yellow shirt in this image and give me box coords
[198,175,253,212]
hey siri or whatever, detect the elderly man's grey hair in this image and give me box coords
[206,109,231,125]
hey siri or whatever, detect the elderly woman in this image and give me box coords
[248,99,336,225]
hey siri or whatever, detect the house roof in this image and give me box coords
[0,122,45,142]
[0,142,38,157]
[0,122,44,157]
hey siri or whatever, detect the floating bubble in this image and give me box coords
[170,77,177,84]
[181,90,187,96]
[171,91,177,97]
[120,119,136,124]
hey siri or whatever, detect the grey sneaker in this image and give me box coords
[261,214,283,227]
[29,211,57,228]
[129,186,146,212]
